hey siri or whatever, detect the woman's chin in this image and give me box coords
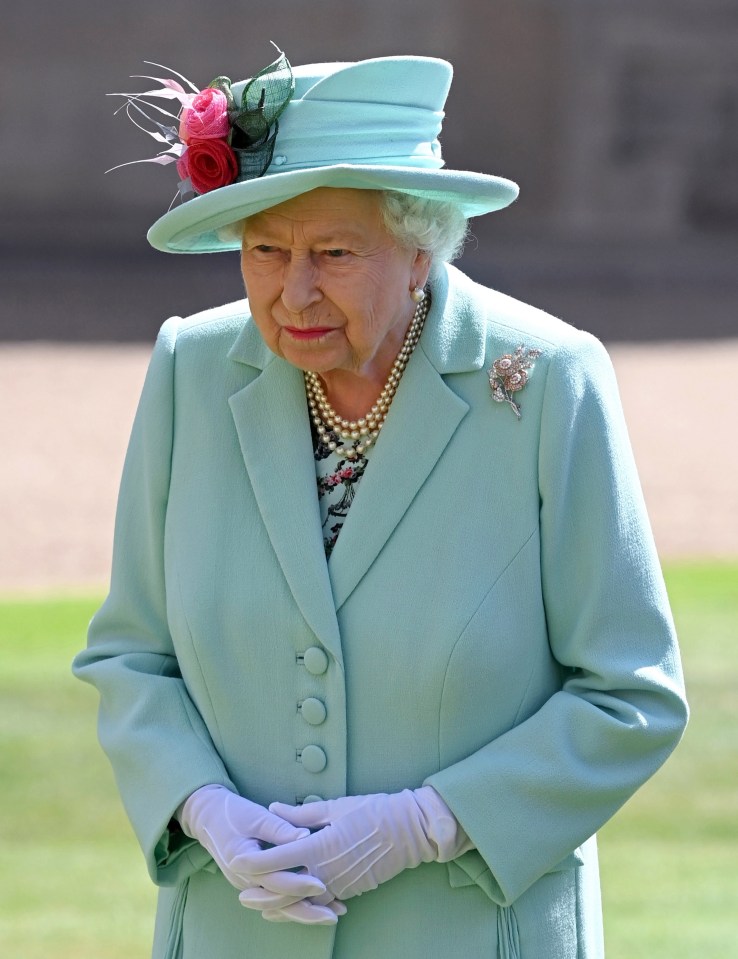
[279,336,347,374]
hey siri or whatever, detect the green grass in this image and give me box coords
[598,562,738,957]
[0,597,156,959]
[0,564,736,957]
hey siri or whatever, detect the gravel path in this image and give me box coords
[1,340,736,592]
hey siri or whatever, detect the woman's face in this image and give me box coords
[240,188,430,380]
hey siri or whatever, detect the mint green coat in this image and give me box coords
[74,264,687,959]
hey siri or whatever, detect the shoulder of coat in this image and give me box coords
[442,265,595,354]
[168,299,250,341]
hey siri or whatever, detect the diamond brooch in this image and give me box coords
[488,345,542,419]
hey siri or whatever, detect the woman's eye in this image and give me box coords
[324,249,348,258]
[255,244,279,253]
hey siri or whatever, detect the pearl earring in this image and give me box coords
[410,286,426,303]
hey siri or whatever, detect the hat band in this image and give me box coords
[263,100,445,174]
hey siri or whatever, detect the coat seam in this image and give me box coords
[437,525,538,769]
[173,572,228,755]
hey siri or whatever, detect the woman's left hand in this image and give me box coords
[238,787,462,905]
[240,885,347,924]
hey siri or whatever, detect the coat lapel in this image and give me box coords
[327,267,487,610]
[228,327,342,663]
[326,345,469,610]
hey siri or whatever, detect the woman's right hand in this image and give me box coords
[178,784,345,924]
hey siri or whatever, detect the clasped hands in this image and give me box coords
[179,783,466,926]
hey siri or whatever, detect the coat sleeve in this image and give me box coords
[425,329,688,905]
[72,318,237,886]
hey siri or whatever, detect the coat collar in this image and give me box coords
[227,265,486,633]
[227,310,275,370]
[418,264,488,374]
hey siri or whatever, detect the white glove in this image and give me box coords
[238,786,472,905]
[178,784,345,924]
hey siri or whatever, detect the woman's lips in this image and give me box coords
[283,326,336,341]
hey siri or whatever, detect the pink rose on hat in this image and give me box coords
[179,87,230,143]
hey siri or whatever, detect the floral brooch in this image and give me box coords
[108,48,294,202]
[488,345,542,419]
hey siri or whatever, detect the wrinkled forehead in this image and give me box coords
[243,187,390,248]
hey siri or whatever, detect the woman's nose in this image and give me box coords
[281,255,322,314]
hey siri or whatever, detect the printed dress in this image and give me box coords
[311,422,370,558]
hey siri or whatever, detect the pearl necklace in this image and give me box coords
[305,291,431,460]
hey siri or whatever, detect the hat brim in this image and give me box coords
[147,164,519,253]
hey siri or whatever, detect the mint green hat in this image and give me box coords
[141,53,519,254]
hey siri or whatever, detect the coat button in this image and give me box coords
[300,697,327,725]
[301,745,327,773]
[303,794,323,804]
[303,647,329,675]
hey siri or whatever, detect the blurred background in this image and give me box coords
[1,2,736,957]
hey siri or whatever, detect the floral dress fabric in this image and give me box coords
[311,422,370,558]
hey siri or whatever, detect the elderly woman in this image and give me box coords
[74,52,687,959]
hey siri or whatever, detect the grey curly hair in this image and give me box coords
[377,191,469,276]
[220,190,469,274]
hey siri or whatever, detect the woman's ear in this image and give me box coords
[411,249,432,290]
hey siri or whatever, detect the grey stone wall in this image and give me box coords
[2,0,736,340]
[557,1,738,240]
